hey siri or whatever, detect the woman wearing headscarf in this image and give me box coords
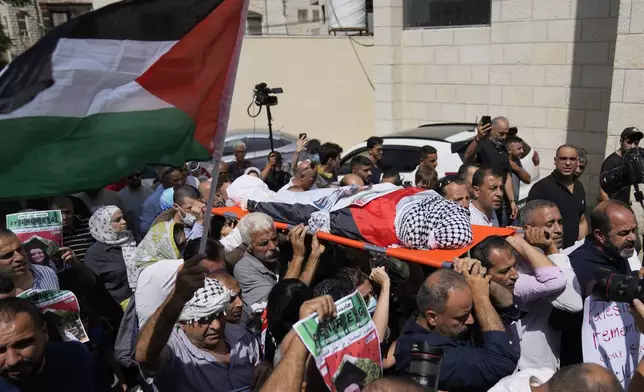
[85,206,136,304]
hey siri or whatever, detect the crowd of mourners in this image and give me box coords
[2,120,644,392]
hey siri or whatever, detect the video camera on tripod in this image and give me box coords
[247,82,283,152]
[253,83,283,107]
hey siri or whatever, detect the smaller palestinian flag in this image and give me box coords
[0,0,248,199]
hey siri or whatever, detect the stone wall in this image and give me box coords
[1,1,41,59]
[374,0,621,203]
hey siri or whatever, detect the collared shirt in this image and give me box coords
[513,253,582,370]
[140,185,166,235]
[228,160,253,181]
[233,253,280,313]
[526,173,586,248]
[394,318,519,392]
[600,152,630,203]
[0,342,101,392]
[475,138,511,176]
[31,264,59,291]
[62,216,95,263]
[84,242,132,303]
[153,324,261,392]
[469,202,499,227]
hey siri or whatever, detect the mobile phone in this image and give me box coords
[299,133,307,140]
[481,116,492,131]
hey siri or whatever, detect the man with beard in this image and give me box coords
[528,144,588,248]
[0,297,104,391]
[211,272,245,326]
[394,267,519,392]
[600,127,644,203]
[465,117,519,225]
[233,213,282,314]
[569,200,639,298]
[0,230,59,293]
[469,167,504,227]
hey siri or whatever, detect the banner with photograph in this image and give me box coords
[6,210,66,271]
[18,289,89,343]
[293,290,382,392]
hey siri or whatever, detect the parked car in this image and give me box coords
[221,129,304,168]
[338,123,540,202]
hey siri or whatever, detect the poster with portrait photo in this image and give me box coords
[6,211,66,271]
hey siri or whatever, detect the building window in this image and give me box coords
[312,9,320,22]
[52,12,69,26]
[246,12,262,36]
[16,12,29,38]
[404,0,491,28]
[297,9,308,23]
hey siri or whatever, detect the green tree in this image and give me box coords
[0,0,32,66]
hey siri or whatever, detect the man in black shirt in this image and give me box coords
[261,151,291,192]
[366,136,383,184]
[527,144,588,248]
[600,127,643,203]
[464,117,518,226]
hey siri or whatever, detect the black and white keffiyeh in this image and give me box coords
[178,278,232,322]
[395,191,472,250]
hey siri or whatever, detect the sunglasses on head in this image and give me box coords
[436,175,461,189]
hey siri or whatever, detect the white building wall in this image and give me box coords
[374,0,621,203]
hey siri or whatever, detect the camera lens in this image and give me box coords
[593,268,644,303]
[600,166,626,193]
[408,341,443,391]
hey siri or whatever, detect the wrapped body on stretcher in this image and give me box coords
[219,174,473,253]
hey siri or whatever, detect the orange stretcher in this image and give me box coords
[212,206,514,269]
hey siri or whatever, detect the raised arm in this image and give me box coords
[509,160,531,184]
[298,233,325,286]
[135,255,206,371]
[369,266,390,343]
[284,225,307,280]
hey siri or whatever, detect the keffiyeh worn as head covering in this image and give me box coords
[179,278,232,322]
[160,187,175,210]
[395,191,472,250]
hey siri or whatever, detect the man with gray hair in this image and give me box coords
[136,254,260,392]
[228,141,252,180]
[464,116,519,226]
[394,264,519,391]
[233,212,281,313]
[511,200,583,370]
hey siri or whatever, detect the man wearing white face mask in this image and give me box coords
[171,185,206,241]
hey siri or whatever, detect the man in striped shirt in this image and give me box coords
[0,229,59,293]
[50,196,95,263]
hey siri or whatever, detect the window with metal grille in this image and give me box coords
[16,12,28,37]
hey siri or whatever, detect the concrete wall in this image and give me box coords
[608,0,644,153]
[374,0,620,202]
[228,36,375,148]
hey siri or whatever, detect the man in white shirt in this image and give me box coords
[514,200,583,370]
[469,167,503,227]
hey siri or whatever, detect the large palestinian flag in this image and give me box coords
[0,0,248,199]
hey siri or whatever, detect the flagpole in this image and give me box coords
[197,0,249,255]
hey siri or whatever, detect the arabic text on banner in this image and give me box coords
[293,290,382,392]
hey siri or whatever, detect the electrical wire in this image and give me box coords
[328,0,375,90]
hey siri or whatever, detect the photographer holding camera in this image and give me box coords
[394,267,519,392]
[600,127,644,203]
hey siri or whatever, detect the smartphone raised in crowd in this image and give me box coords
[299,133,307,140]
[481,116,492,132]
